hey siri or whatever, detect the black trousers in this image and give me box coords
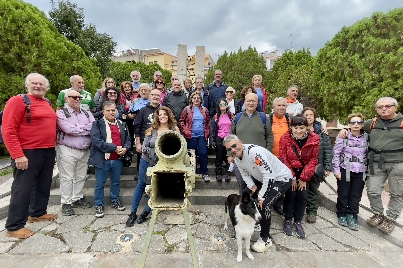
[284,169,309,223]
[244,178,292,242]
[126,119,135,150]
[336,168,365,217]
[6,148,56,231]
[214,137,228,175]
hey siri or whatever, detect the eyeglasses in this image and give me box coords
[376,105,395,110]
[192,97,201,100]
[349,120,364,125]
[225,91,234,94]
[108,92,117,95]
[68,96,83,100]
[219,103,228,107]
[226,143,237,152]
[245,100,257,103]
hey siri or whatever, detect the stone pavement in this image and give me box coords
[0,200,402,268]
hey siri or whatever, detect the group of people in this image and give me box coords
[1,71,402,261]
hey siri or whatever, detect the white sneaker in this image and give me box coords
[202,175,211,182]
[251,237,272,253]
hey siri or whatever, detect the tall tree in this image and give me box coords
[267,49,317,113]
[49,0,116,78]
[0,0,101,108]
[314,8,403,121]
[205,46,269,104]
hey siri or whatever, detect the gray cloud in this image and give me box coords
[26,0,403,60]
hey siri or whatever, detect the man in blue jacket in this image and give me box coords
[88,101,131,218]
[205,70,228,117]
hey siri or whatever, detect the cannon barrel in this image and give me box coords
[145,131,195,210]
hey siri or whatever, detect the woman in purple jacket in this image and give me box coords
[332,113,368,231]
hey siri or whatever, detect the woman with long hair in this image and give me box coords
[120,81,137,111]
[179,91,210,182]
[210,98,233,182]
[126,106,179,226]
[279,116,320,238]
[301,107,332,223]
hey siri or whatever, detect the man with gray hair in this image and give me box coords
[339,96,403,234]
[3,73,58,238]
[131,70,142,93]
[224,134,292,253]
[56,75,94,111]
[285,85,303,116]
[56,89,95,216]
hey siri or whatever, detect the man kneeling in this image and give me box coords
[224,134,292,252]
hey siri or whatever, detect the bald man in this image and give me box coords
[56,75,94,111]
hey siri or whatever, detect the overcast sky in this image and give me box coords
[25,0,402,60]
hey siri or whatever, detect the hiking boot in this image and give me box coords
[216,175,222,182]
[126,212,137,227]
[202,175,211,182]
[283,220,293,236]
[273,206,284,216]
[27,214,58,223]
[306,214,316,223]
[366,213,384,227]
[95,206,104,218]
[377,216,396,234]
[251,237,272,252]
[346,214,358,231]
[294,222,306,238]
[6,228,35,239]
[61,204,75,216]
[224,174,231,182]
[111,200,126,211]
[72,198,92,209]
[137,210,150,224]
[338,216,348,227]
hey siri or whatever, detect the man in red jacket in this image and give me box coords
[2,73,58,239]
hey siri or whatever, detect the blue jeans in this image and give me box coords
[186,137,208,175]
[131,158,151,214]
[94,159,123,206]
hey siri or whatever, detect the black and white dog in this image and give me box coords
[224,191,261,262]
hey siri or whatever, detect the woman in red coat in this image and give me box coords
[279,116,320,238]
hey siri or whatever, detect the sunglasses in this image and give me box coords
[219,103,227,107]
[108,92,117,95]
[226,143,237,152]
[156,82,165,85]
[349,120,364,125]
[225,91,234,94]
[68,96,82,100]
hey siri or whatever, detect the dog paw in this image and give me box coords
[247,253,254,260]
[236,255,242,263]
[223,225,228,231]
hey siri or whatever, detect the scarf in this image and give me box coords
[104,117,119,160]
[285,97,297,104]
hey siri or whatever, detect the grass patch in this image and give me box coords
[0,167,13,176]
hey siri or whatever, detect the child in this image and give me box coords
[210,98,233,182]
[332,113,367,231]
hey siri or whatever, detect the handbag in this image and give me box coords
[291,144,325,182]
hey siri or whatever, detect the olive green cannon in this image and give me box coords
[139,130,199,268]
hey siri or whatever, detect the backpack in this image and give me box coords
[62,107,89,119]
[369,117,403,131]
[234,111,267,130]
[19,94,52,123]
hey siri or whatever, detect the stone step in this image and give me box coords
[48,184,239,206]
[55,174,239,189]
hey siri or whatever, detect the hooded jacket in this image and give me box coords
[279,130,320,182]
